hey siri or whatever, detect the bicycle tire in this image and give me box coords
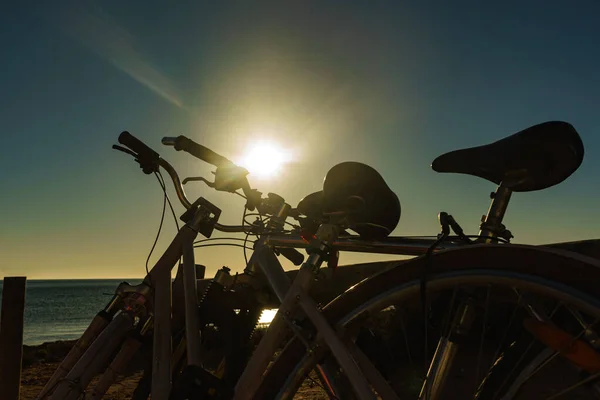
[254,244,600,399]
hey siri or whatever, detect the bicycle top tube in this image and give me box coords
[263,234,463,256]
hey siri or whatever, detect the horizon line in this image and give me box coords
[1,277,145,281]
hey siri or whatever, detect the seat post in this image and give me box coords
[478,183,513,243]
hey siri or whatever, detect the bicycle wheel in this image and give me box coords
[255,244,600,399]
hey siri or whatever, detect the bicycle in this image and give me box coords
[35,120,600,399]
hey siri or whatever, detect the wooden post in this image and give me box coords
[0,276,27,400]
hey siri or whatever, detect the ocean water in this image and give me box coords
[0,279,277,346]
[0,279,142,345]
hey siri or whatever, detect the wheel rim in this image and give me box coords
[274,270,600,400]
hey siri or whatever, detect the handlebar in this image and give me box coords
[158,159,248,233]
[116,132,309,265]
[162,136,233,168]
[116,132,302,237]
[157,159,191,209]
[116,131,248,233]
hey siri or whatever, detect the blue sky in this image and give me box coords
[1,1,599,279]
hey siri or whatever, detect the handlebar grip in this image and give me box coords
[278,248,305,266]
[118,131,160,174]
[118,131,160,160]
[172,136,232,168]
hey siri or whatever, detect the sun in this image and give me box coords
[238,141,290,179]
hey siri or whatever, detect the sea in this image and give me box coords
[0,279,143,345]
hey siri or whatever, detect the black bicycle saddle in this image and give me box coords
[297,162,401,239]
[431,121,584,192]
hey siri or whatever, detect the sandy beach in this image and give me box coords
[20,340,142,400]
[19,340,322,399]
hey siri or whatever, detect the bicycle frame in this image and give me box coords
[35,125,600,399]
[140,201,468,399]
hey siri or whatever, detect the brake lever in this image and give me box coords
[112,144,138,158]
[182,176,215,188]
[112,144,158,174]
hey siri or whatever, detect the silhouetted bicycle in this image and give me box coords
[37,121,600,399]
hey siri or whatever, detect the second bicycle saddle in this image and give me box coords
[298,162,401,240]
[431,121,584,192]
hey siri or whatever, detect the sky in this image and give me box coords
[1,0,599,279]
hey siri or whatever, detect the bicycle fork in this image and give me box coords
[420,299,477,400]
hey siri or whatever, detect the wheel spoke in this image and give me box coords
[398,311,414,368]
[545,371,600,400]
[522,316,600,383]
[566,305,600,349]
[476,285,492,386]
[490,291,522,364]
[499,347,555,400]
[490,298,565,399]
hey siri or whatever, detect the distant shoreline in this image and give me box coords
[2,278,145,282]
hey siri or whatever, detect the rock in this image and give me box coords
[22,340,76,368]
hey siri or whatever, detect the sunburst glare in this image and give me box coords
[238,140,291,179]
